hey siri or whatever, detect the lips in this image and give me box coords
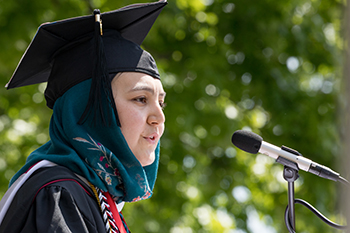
[143,132,158,144]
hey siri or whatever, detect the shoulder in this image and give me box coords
[0,165,105,233]
[29,165,94,199]
[21,165,99,215]
[31,166,99,216]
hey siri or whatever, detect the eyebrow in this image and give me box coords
[129,85,166,97]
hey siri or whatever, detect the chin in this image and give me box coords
[139,152,156,167]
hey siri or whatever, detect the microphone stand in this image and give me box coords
[284,165,299,230]
[276,147,348,233]
[276,155,299,232]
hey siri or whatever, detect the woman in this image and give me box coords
[0,1,167,232]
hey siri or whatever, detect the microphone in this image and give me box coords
[231,130,342,182]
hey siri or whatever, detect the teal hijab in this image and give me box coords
[10,78,159,203]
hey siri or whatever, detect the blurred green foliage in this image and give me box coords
[0,0,346,232]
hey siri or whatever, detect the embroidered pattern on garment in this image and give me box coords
[98,189,120,233]
[73,133,153,204]
[73,135,124,188]
[89,183,120,233]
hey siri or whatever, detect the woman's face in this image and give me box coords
[112,72,166,166]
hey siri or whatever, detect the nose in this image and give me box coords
[147,102,165,125]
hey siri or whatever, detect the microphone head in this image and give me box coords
[231,130,263,154]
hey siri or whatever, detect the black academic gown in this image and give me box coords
[0,166,106,233]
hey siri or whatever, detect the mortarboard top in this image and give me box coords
[6,0,167,91]
[6,0,167,127]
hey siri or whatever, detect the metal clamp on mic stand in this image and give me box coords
[276,146,300,232]
[276,146,347,233]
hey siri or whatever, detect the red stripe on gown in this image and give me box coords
[103,191,127,233]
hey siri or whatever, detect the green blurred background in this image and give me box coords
[0,0,347,232]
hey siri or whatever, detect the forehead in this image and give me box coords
[112,72,164,93]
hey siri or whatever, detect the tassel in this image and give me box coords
[78,9,120,127]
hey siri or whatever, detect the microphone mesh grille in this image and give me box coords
[231,130,262,154]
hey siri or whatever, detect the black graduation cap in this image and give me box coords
[6,0,167,107]
[6,0,167,126]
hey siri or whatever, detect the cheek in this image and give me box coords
[119,108,144,129]
[119,118,139,151]
[116,100,140,126]
[159,123,165,137]
[118,106,144,143]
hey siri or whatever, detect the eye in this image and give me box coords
[133,96,147,104]
[159,101,167,110]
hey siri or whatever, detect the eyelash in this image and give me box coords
[159,102,167,110]
[133,97,166,110]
